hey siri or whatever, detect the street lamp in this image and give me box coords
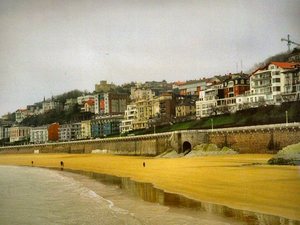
[211,118,214,132]
[285,110,288,125]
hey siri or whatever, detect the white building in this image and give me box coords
[250,62,300,103]
[120,104,137,133]
[42,99,62,113]
[30,126,48,144]
[15,109,29,123]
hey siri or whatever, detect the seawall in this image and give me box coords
[0,123,299,155]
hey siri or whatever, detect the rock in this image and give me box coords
[268,143,300,165]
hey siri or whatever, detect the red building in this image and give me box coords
[48,123,59,142]
[223,73,250,98]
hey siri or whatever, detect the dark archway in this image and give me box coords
[182,141,192,154]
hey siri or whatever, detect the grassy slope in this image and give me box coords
[0,154,299,220]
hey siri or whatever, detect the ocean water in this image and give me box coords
[0,166,244,225]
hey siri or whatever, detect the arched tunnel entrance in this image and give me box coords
[182,141,192,154]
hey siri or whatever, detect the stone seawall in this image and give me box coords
[0,133,173,156]
[207,123,300,153]
[1,123,299,155]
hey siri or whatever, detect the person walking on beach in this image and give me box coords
[60,161,64,170]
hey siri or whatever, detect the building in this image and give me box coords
[223,73,250,98]
[95,80,116,93]
[30,126,48,144]
[130,86,155,102]
[77,95,95,105]
[27,104,42,115]
[83,99,95,113]
[91,115,123,138]
[158,92,176,123]
[0,123,11,143]
[195,74,246,119]
[94,93,129,115]
[58,123,81,141]
[175,98,196,118]
[15,109,30,123]
[175,79,206,96]
[42,98,62,113]
[132,98,160,130]
[250,62,300,104]
[120,104,137,133]
[81,120,91,139]
[48,123,59,142]
[9,126,31,143]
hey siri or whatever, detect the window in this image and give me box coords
[272,78,280,83]
[273,86,281,92]
[241,79,244,84]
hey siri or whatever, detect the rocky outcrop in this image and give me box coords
[268,143,300,165]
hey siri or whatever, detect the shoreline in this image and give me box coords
[0,153,299,222]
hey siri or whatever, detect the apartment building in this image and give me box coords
[81,120,91,139]
[94,93,129,115]
[58,123,81,141]
[158,93,176,123]
[91,115,123,138]
[30,126,48,144]
[48,123,59,142]
[120,104,137,133]
[9,126,31,143]
[132,98,160,130]
[176,80,206,96]
[249,62,300,104]
[196,73,249,118]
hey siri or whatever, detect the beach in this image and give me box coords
[0,153,299,221]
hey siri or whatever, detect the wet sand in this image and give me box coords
[0,153,299,221]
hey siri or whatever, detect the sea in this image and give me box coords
[0,165,245,225]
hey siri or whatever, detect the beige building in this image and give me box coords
[176,103,196,118]
[95,80,116,93]
[9,126,31,143]
[130,86,155,102]
[132,98,160,130]
[81,120,91,139]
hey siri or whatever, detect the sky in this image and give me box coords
[0,0,299,116]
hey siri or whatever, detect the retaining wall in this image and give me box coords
[1,123,299,155]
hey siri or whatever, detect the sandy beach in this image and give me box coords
[0,153,299,221]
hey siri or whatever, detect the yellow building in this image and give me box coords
[132,98,160,130]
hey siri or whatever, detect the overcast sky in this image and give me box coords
[0,0,299,115]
